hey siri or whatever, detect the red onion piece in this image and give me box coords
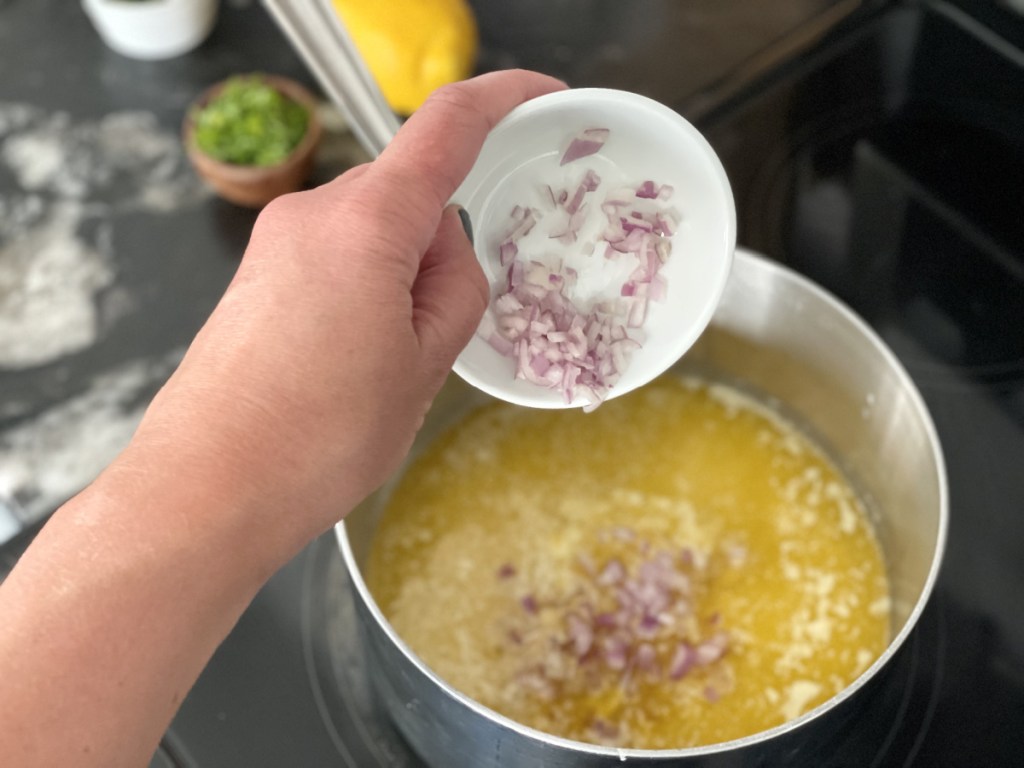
[560,127,610,166]
[601,635,629,671]
[590,718,620,739]
[694,631,729,666]
[499,241,518,266]
[635,642,658,671]
[477,128,682,408]
[567,613,594,658]
[507,534,737,702]
[564,184,587,216]
[597,559,626,586]
[627,296,649,328]
[669,642,696,679]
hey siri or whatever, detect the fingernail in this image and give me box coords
[457,206,474,245]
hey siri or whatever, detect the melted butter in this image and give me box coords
[367,377,890,748]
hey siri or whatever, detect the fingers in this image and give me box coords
[353,70,568,260]
[411,205,489,379]
[322,162,372,191]
[379,70,567,208]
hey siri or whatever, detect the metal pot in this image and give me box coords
[336,248,947,766]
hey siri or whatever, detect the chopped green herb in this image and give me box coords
[192,76,310,167]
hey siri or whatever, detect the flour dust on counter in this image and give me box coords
[0,197,114,368]
[368,376,891,749]
[0,102,208,369]
[0,104,206,209]
[0,347,183,535]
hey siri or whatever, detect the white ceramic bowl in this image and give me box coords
[452,88,736,409]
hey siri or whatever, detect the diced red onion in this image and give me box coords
[597,559,626,586]
[565,185,587,216]
[694,631,729,666]
[567,613,594,658]
[635,181,675,201]
[637,613,661,637]
[601,635,629,670]
[508,535,737,701]
[669,642,696,679]
[499,241,518,266]
[590,718,620,739]
[635,642,658,671]
[627,296,649,328]
[521,594,539,614]
[478,128,681,408]
[560,127,610,165]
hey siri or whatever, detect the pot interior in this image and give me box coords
[340,248,946,742]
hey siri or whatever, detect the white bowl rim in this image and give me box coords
[452,87,738,410]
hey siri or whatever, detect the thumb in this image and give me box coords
[411,205,489,379]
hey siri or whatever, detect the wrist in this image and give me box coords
[99,431,313,589]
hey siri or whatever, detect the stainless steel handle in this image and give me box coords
[261,0,401,156]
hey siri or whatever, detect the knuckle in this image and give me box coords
[426,80,478,114]
[253,191,303,232]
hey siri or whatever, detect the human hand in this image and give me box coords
[0,70,567,768]
[123,70,567,557]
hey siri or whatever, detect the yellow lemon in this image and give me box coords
[331,0,478,116]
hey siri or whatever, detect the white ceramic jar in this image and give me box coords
[81,0,219,60]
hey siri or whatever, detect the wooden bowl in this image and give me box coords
[184,74,323,208]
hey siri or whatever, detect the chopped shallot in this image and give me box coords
[478,128,681,409]
[560,128,610,166]
[496,528,735,719]
[520,594,539,614]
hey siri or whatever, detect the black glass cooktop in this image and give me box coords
[703,5,1024,763]
[2,2,1021,766]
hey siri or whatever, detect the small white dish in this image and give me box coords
[452,88,736,409]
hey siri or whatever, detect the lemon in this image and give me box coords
[331,0,478,116]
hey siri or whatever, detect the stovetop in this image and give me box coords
[2,2,1023,766]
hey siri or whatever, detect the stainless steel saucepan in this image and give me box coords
[336,247,947,766]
